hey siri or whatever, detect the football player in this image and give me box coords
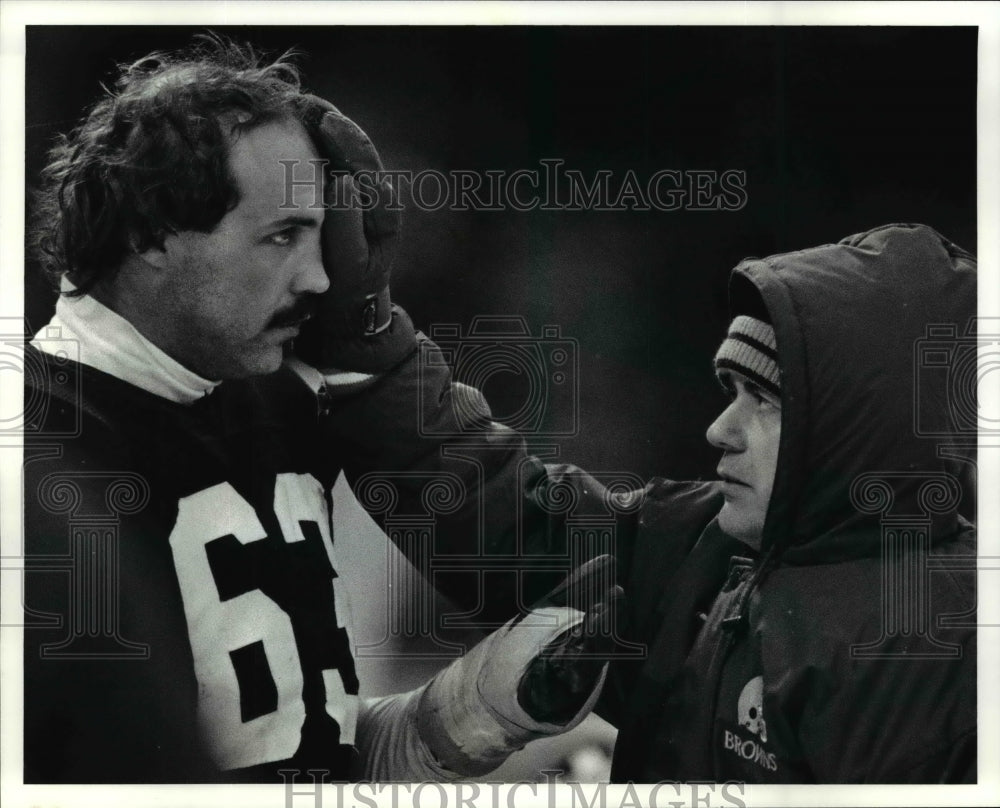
[23,37,618,783]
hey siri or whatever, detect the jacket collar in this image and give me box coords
[31,281,220,405]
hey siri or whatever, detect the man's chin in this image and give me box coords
[717,505,764,551]
[246,348,285,377]
[210,346,285,380]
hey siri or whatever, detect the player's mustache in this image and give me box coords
[268,296,318,329]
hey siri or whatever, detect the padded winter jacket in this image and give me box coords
[329,223,977,783]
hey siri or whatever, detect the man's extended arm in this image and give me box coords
[317,339,642,625]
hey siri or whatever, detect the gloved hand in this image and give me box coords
[413,555,623,776]
[293,94,416,374]
[516,555,623,724]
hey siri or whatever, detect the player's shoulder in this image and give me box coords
[23,343,122,444]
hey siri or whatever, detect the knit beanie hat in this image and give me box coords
[713,315,780,398]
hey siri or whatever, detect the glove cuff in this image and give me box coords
[296,304,417,375]
[414,607,606,776]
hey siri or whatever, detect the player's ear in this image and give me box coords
[132,232,174,272]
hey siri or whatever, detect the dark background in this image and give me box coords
[25,25,977,484]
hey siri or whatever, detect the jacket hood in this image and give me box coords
[730,223,977,562]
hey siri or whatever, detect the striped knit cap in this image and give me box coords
[714,315,780,397]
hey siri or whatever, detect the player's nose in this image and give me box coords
[295,239,330,296]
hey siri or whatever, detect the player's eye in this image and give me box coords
[716,375,736,401]
[746,381,779,410]
[264,228,296,247]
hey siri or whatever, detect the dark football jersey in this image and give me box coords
[23,345,360,782]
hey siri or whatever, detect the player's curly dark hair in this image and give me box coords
[32,34,305,296]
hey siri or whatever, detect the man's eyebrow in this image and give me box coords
[744,377,782,406]
[263,214,321,230]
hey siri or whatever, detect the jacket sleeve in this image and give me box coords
[318,332,645,627]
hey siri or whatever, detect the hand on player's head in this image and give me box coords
[292,95,414,374]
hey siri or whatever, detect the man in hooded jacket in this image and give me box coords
[325,222,977,783]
